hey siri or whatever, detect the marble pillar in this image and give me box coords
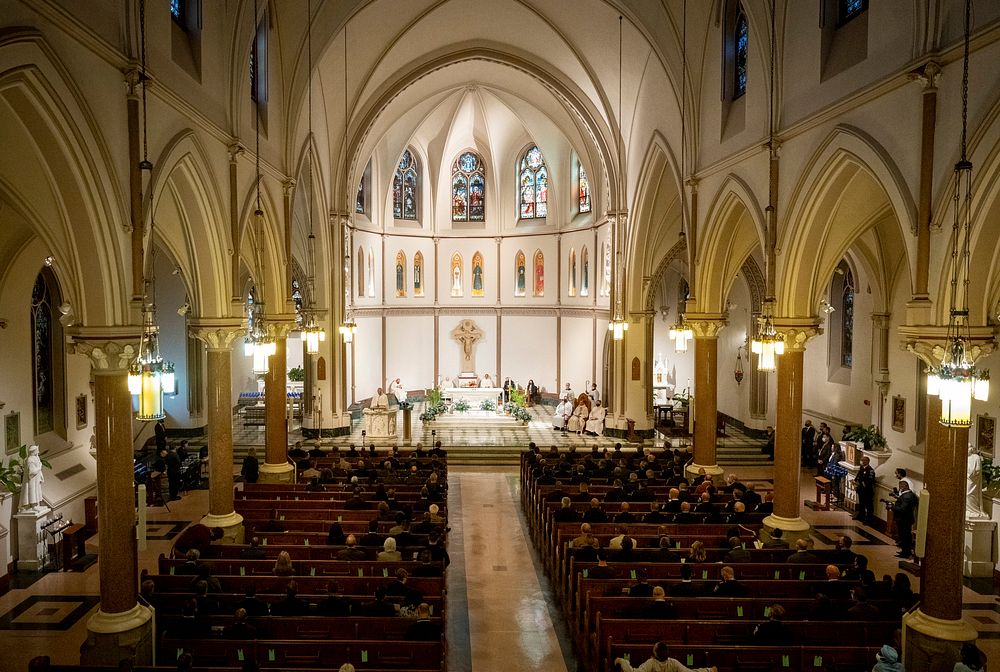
[763,323,819,543]
[72,331,153,665]
[686,317,726,477]
[902,394,977,670]
[190,321,244,542]
[260,325,294,483]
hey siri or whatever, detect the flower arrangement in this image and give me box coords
[509,389,527,407]
[418,399,448,423]
[512,406,531,423]
[454,399,470,413]
[479,399,497,412]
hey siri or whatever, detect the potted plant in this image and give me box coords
[287,366,305,382]
[454,399,470,413]
[844,424,888,452]
[479,399,497,412]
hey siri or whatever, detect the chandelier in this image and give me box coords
[299,0,326,355]
[669,317,693,353]
[340,19,358,344]
[750,305,784,373]
[926,0,989,427]
[128,0,175,421]
[606,15,629,342]
[244,0,276,375]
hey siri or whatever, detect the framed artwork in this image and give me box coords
[891,396,905,433]
[5,411,20,455]
[76,394,88,430]
[977,415,996,457]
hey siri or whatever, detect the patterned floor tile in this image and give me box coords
[0,596,99,631]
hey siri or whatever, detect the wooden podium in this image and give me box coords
[61,523,87,571]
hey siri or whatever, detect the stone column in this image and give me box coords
[260,321,295,483]
[763,323,820,543]
[908,61,940,304]
[903,393,977,669]
[686,316,727,477]
[189,320,245,542]
[72,329,153,665]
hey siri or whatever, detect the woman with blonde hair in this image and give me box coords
[273,550,295,576]
[378,537,402,562]
[688,540,707,563]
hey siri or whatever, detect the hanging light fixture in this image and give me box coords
[667,1,692,355]
[669,318,693,353]
[734,344,745,385]
[244,0,276,375]
[128,0,175,421]
[300,0,326,354]
[926,0,988,428]
[340,20,358,344]
[751,0,783,374]
[607,15,629,341]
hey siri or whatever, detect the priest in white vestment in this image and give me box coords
[389,378,406,403]
[552,399,571,430]
[368,388,389,410]
[562,383,574,401]
[567,401,589,433]
[481,373,494,388]
[587,384,601,404]
[585,401,606,435]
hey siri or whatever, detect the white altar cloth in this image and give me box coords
[444,387,503,407]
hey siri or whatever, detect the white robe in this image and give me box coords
[568,404,588,432]
[585,406,607,434]
[390,381,406,402]
[552,402,570,429]
[20,451,44,510]
[587,388,601,404]
[369,393,389,410]
[481,375,493,388]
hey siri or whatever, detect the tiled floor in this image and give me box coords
[0,462,996,669]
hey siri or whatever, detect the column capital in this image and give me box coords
[282,178,297,195]
[898,324,997,367]
[227,142,245,163]
[189,318,245,350]
[122,66,142,98]
[871,312,891,329]
[685,313,727,338]
[264,315,297,340]
[773,318,822,352]
[69,327,142,373]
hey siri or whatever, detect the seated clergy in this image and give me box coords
[552,398,571,430]
[567,401,589,434]
[389,378,406,403]
[585,401,606,435]
[481,373,494,388]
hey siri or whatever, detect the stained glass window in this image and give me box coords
[841,267,855,368]
[579,163,592,213]
[392,150,418,220]
[519,145,548,219]
[734,5,748,99]
[170,0,184,24]
[250,38,258,103]
[581,247,589,297]
[247,284,256,332]
[452,151,485,222]
[838,0,867,24]
[291,278,304,326]
[31,273,55,435]
[356,180,365,214]
[413,252,424,297]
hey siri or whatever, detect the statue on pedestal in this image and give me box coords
[19,445,45,512]
[967,444,988,520]
[451,319,484,374]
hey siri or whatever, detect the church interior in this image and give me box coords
[1,0,1000,670]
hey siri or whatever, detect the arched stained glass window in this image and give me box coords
[838,0,867,24]
[533,250,545,297]
[392,150,418,220]
[514,250,526,297]
[579,162,592,213]
[452,151,485,222]
[247,284,256,330]
[450,253,463,297]
[395,251,407,297]
[568,249,577,297]
[291,278,304,326]
[367,247,375,297]
[357,246,365,297]
[581,246,590,297]
[841,265,855,368]
[471,251,485,297]
[356,160,370,215]
[32,270,65,437]
[733,4,748,99]
[413,252,424,297]
[519,145,548,219]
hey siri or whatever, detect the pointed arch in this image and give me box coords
[392,148,419,221]
[580,246,590,297]
[356,245,365,298]
[568,248,577,297]
[471,251,485,297]
[452,151,485,222]
[367,246,375,297]
[518,144,548,220]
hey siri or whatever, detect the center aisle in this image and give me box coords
[447,468,576,672]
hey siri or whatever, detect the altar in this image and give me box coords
[444,387,503,407]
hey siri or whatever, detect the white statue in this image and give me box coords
[967,444,987,520]
[20,445,44,512]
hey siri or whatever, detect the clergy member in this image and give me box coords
[568,399,589,434]
[552,398,571,431]
[370,388,389,410]
[585,401,606,435]
[389,378,406,403]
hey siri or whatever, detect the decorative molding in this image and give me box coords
[740,256,766,313]
[685,314,728,339]
[68,327,142,372]
[898,325,997,366]
[188,319,245,350]
[908,60,942,92]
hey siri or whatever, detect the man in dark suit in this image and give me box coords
[165,446,182,501]
[405,603,440,640]
[336,535,367,561]
[801,420,816,463]
[154,418,167,452]
[854,456,877,523]
[713,566,748,596]
[723,536,751,563]
[786,538,819,563]
[668,564,702,597]
[891,480,918,558]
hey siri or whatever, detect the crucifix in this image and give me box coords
[451,319,484,374]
